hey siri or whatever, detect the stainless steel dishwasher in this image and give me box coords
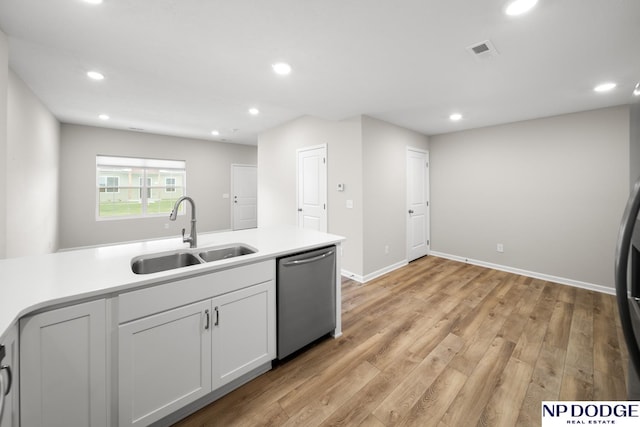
[277,245,336,359]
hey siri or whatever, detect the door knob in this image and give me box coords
[298,208,303,212]
[408,209,414,214]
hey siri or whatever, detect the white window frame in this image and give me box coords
[96,155,186,221]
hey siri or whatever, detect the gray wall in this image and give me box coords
[362,116,429,277]
[1,27,60,259]
[257,114,429,279]
[0,29,7,258]
[257,115,364,276]
[6,70,60,257]
[430,106,630,290]
[631,103,640,187]
[59,124,256,249]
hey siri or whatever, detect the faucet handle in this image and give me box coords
[181,228,193,244]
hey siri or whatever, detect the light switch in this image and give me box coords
[222,193,229,199]
[346,199,353,209]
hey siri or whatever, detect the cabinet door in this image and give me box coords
[20,299,107,427]
[212,280,275,389]
[119,300,211,427]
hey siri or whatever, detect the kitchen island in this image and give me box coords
[0,226,344,427]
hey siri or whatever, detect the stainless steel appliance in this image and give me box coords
[615,178,640,399]
[277,246,336,359]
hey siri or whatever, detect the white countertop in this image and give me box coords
[0,226,344,341]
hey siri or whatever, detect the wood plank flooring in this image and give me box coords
[173,256,628,427]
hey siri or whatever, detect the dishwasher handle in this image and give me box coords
[281,250,334,266]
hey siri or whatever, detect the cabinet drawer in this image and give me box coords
[118,260,274,324]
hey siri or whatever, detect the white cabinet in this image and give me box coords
[20,299,107,427]
[118,260,276,427]
[212,281,276,388]
[0,327,18,427]
[118,300,212,427]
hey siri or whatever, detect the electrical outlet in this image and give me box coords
[384,245,389,254]
[497,243,504,253]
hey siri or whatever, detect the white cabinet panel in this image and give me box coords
[118,300,211,427]
[212,280,275,388]
[20,300,107,427]
[118,260,274,323]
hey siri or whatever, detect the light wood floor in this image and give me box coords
[173,256,629,427]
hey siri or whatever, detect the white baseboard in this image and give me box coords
[430,251,615,296]
[341,260,408,284]
[341,269,364,283]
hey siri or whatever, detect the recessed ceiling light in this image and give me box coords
[87,71,105,80]
[449,113,463,121]
[211,130,220,136]
[84,0,103,4]
[505,0,538,16]
[249,108,260,115]
[272,62,292,76]
[633,83,640,96]
[98,114,109,120]
[594,82,617,92]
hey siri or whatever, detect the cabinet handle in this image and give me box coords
[214,307,219,326]
[204,309,210,330]
[0,364,9,420]
[0,365,11,396]
[0,373,4,420]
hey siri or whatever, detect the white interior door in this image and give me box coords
[297,145,327,232]
[407,148,429,262]
[232,165,257,230]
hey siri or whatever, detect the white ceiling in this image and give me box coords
[0,0,638,145]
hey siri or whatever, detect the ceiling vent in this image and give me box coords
[466,40,499,60]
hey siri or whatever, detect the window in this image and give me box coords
[96,156,186,219]
[139,177,152,199]
[98,176,119,193]
[165,177,176,192]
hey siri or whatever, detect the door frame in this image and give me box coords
[406,147,430,261]
[230,164,257,230]
[296,144,328,232]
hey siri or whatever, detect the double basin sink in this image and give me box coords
[131,244,256,274]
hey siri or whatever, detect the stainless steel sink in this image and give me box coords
[199,245,256,262]
[131,252,203,274]
[131,244,257,274]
